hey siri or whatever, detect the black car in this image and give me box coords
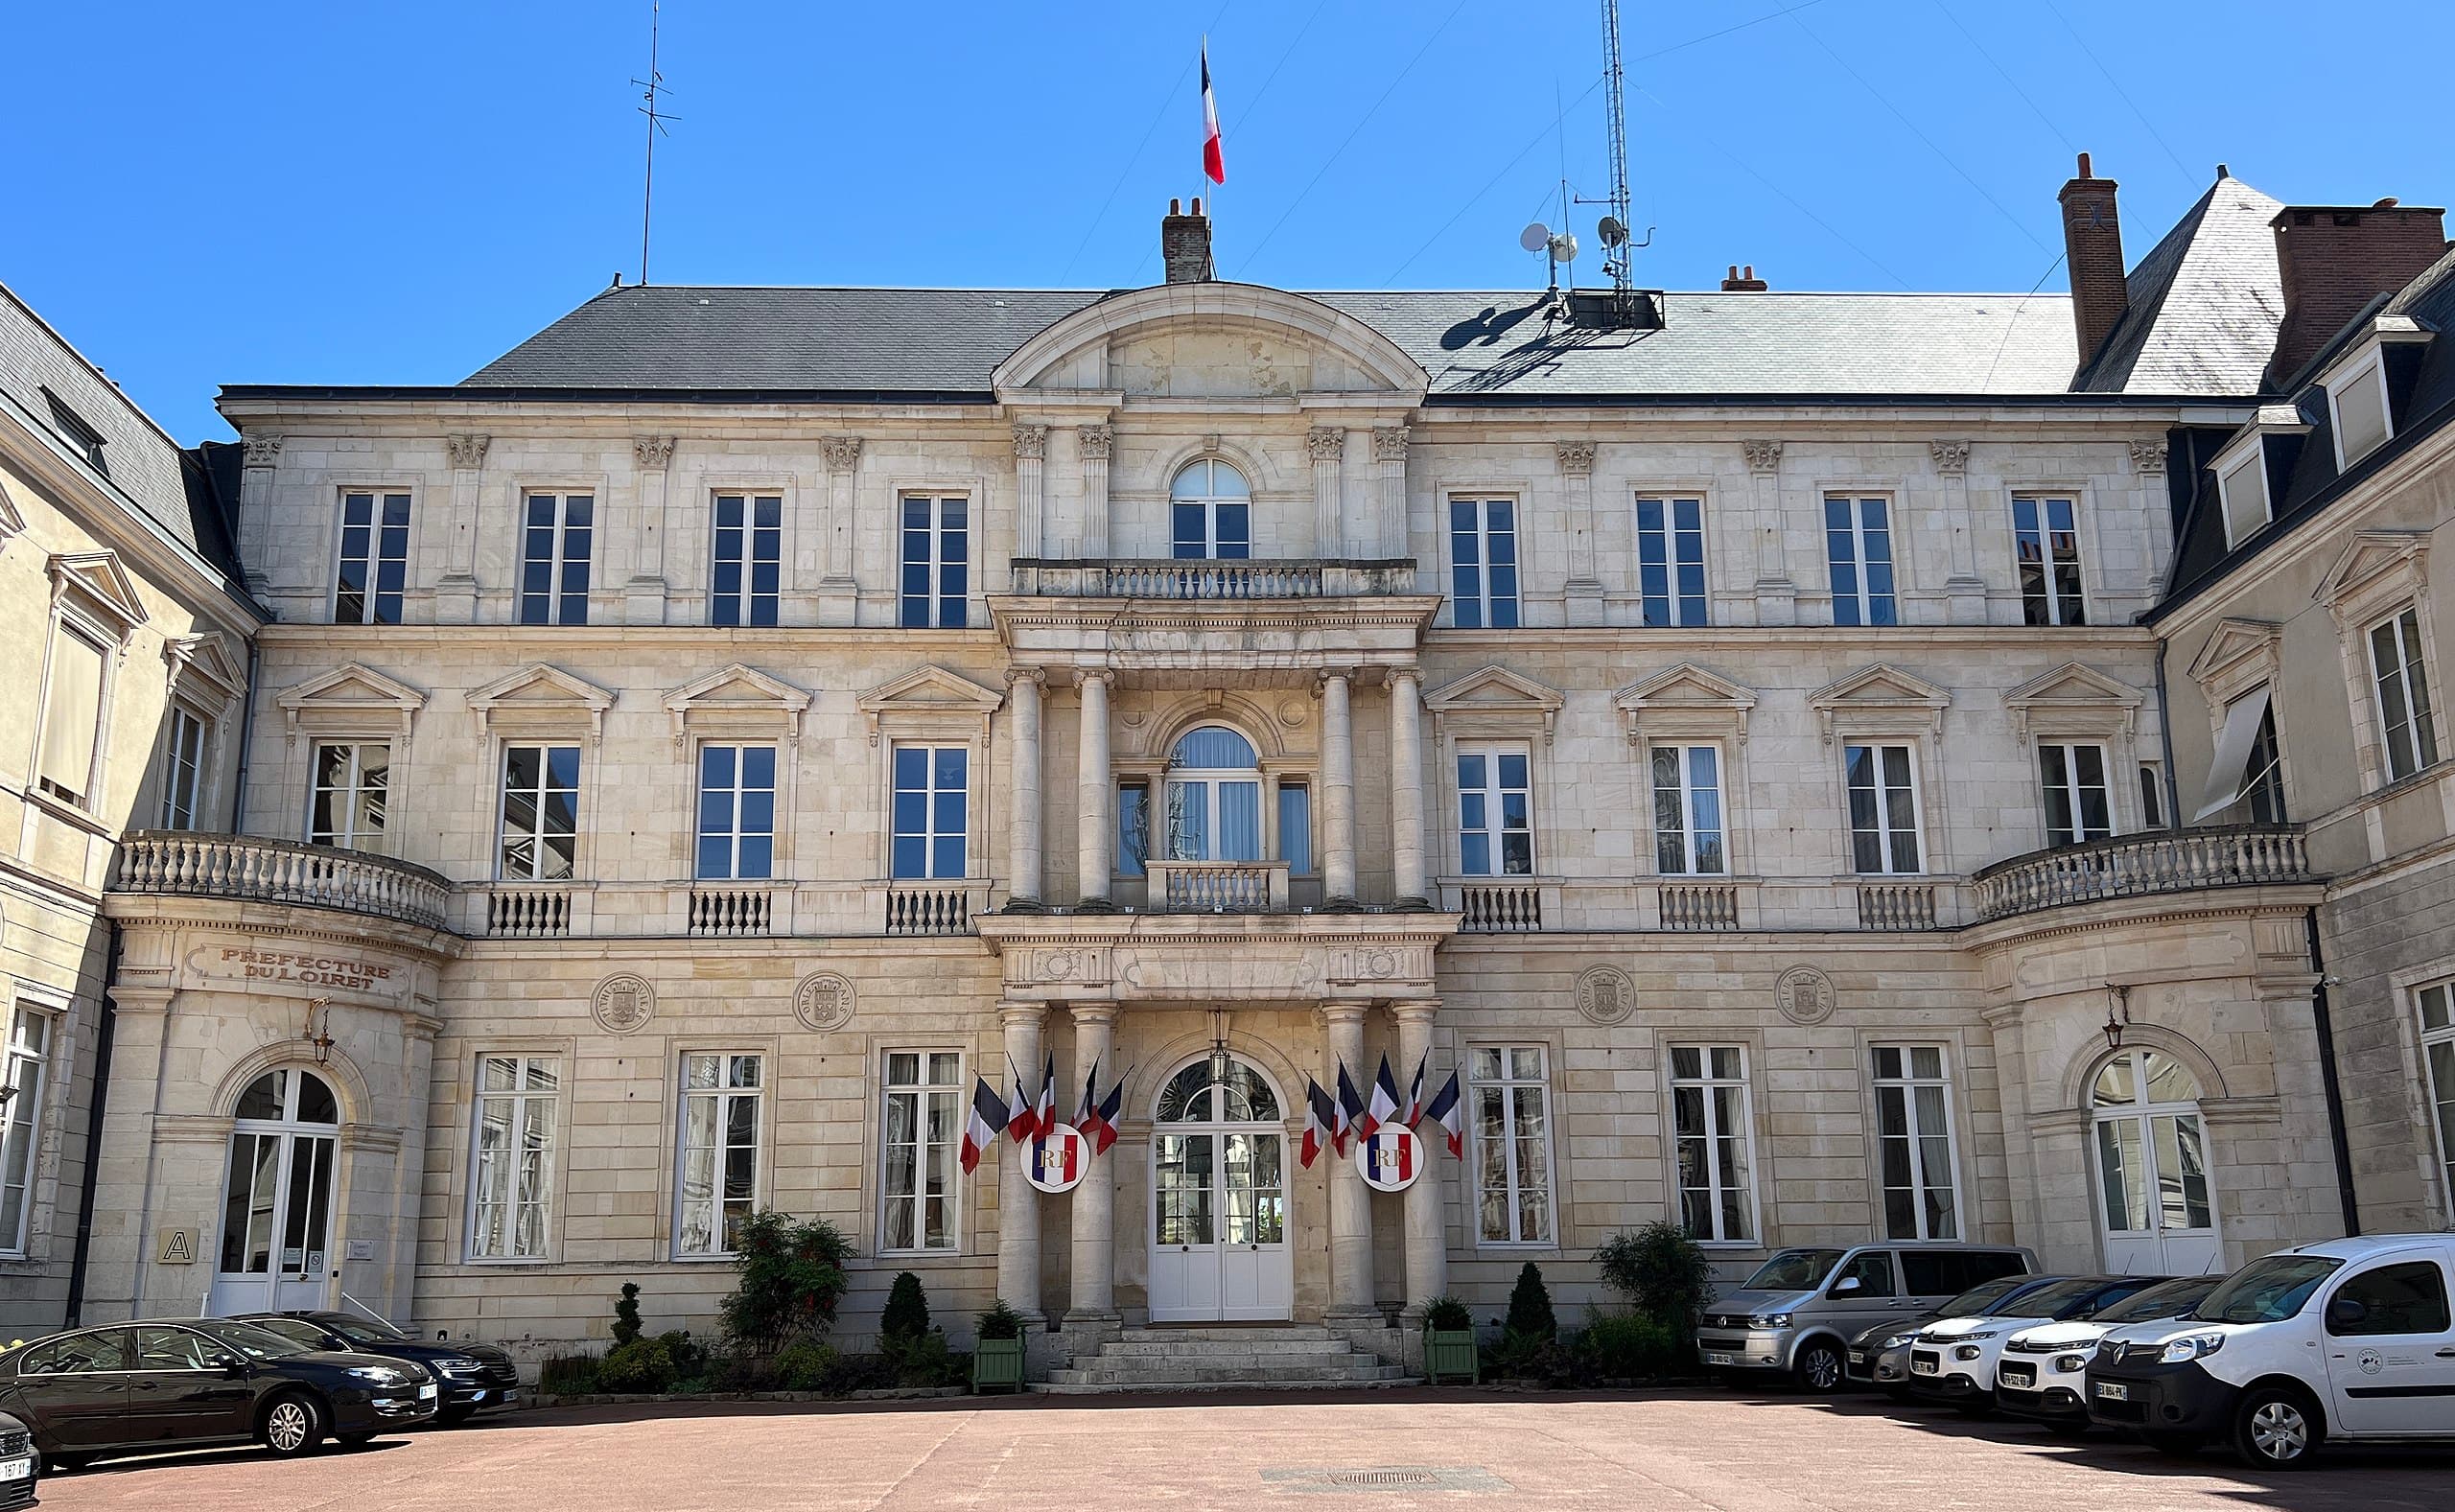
[0,1410,35,1507]
[0,1317,435,1470]
[239,1312,521,1424]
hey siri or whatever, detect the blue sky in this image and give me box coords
[15,1,2452,442]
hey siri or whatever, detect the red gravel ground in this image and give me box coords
[31,1387,2455,1511]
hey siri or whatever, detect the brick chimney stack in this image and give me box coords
[2058,152,2127,363]
[1162,198,1215,285]
[1720,265,1767,291]
[2265,198,2448,387]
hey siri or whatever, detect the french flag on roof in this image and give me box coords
[1201,40,1225,185]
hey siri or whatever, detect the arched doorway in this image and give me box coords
[1148,1054,1293,1322]
[2090,1047,2220,1274]
[211,1068,342,1314]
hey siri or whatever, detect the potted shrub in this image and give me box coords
[971,1299,1028,1392]
[1419,1295,1478,1384]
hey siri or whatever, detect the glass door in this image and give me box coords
[2091,1049,2220,1274]
[1147,1058,1294,1322]
[211,1070,342,1314]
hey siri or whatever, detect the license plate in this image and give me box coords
[504,1389,519,1403]
[1911,1358,1938,1375]
[1999,1365,2033,1387]
[1701,1352,1738,1367]
[419,1384,438,1401]
[1848,1351,1867,1364]
[2096,1382,2130,1401]
[0,1458,27,1482]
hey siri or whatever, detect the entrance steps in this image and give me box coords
[1036,1325,1414,1394]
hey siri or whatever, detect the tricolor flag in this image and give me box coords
[1363,1056,1400,1140]
[1090,1073,1126,1155]
[1402,1056,1427,1128]
[1074,1056,1101,1144]
[1299,1077,1336,1169]
[1423,1069,1464,1159]
[1007,1057,1040,1145]
[961,1077,1010,1175]
[1200,40,1225,185]
[1334,1063,1366,1155]
[1034,1053,1058,1142]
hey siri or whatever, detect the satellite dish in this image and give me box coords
[1519,221,1554,254]
[1551,232,1580,264]
[1598,216,1628,249]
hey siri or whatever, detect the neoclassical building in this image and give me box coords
[8,167,2453,1372]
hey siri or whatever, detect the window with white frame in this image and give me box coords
[1871,1045,1959,1240]
[334,491,410,624]
[517,491,594,625]
[900,496,969,628]
[891,746,968,879]
[695,744,776,880]
[2329,355,2393,468]
[2368,604,2439,782]
[499,744,580,879]
[1449,498,1520,629]
[1170,460,1251,560]
[676,1053,762,1257]
[711,493,782,628]
[1650,743,1726,874]
[1456,745,1532,876]
[1844,743,1923,873]
[468,1053,558,1260]
[1469,1046,1553,1244]
[2418,981,2455,1220]
[309,741,389,851]
[35,621,107,808]
[880,1050,961,1252]
[1824,495,1897,626]
[0,1009,54,1255]
[2038,741,2115,848]
[2013,495,2086,626]
[159,705,209,830]
[1635,496,1707,626]
[1671,1044,1755,1243]
[2218,452,2269,548]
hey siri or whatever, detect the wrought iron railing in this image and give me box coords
[114,831,451,930]
[1972,825,2311,922]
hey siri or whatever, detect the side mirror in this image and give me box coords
[2326,1296,2368,1332]
[1831,1276,1862,1295]
[217,1355,247,1378]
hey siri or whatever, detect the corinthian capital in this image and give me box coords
[1306,426,1344,464]
[1012,423,1048,461]
[445,433,490,470]
[1555,440,1597,477]
[634,435,676,470]
[821,435,863,471]
[1076,424,1112,461]
[1929,439,1970,476]
[1741,439,1783,475]
[1371,426,1411,463]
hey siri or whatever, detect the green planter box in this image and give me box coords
[1423,1329,1480,1384]
[971,1337,1026,1393]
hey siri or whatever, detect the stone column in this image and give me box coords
[1932,439,1985,625]
[1078,425,1112,558]
[1558,440,1602,625]
[1076,669,1115,907]
[1320,670,1358,908]
[1067,1001,1120,1320]
[1743,439,1795,626]
[1006,668,1045,908]
[1321,1001,1375,1319]
[1013,424,1048,567]
[1388,667,1429,907]
[997,1001,1048,1322]
[819,435,861,626]
[1307,426,1345,558]
[1369,426,1410,559]
[437,432,487,622]
[628,435,675,625]
[1391,1000,1447,1314]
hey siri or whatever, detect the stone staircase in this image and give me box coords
[1036,1325,1414,1394]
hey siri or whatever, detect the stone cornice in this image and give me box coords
[1960,883,2328,955]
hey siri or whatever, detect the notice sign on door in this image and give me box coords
[155,1227,199,1265]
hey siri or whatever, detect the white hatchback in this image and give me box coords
[1994,1274,2225,1430]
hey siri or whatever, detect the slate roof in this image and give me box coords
[2069,174,2285,395]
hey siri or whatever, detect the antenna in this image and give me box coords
[634,0,680,286]
[1582,0,1652,322]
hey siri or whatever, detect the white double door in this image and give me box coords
[210,1127,339,1314]
[1149,1124,1294,1322]
[2094,1103,2221,1275]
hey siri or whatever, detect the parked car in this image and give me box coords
[0,1317,435,1470]
[2088,1233,2455,1469]
[1846,1273,2069,1394]
[1907,1274,2167,1412]
[0,1410,35,1508]
[1992,1274,2224,1432]
[1697,1242,2035,1391]
[238,1312,521,1423]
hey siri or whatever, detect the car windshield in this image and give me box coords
[2093,1276,2220,1324]
[327,1314,412,1344]
[1996,1277,2115,1318]
[2197,1255,2345,1324]
[1742,1248,1846,1291]
[1935,1276,2025,1317]
[200,1321,313,1361]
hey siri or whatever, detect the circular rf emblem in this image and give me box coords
[1575,965,1636,1026]
[590,973,655,1035]
[793,971,855,1032]
[1775,965,1836,1025]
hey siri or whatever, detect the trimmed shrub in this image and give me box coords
[774,1340,841,1392]
[596,1336,680,1393]
[975,1300,1027,1342]
[1595,1222,1717,1325]
[1419,1295,1473,1333]
[893,1330,961,1388]
[880,1271,931,1356]
[612,1281,644,1346]
[1504,1261,1556,1342]
[720,1210,855,1353]
[1578,1312,1685,1382]
[657,1329,708,1381]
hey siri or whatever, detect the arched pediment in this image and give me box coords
[993,283,1429,406]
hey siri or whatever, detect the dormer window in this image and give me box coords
[1170,460,1250,560]
[2327,352,2392,468]
[2210,407,2310,551]
[2217,452,2269,547]
[40,388,107,478]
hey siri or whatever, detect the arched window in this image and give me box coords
[232,1067,339,1126]
[1166,726,1262,861]
[1171,460,1251,561]
[2089,1047,2216,1272]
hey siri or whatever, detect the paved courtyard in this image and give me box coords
[32,1388,2455,1511]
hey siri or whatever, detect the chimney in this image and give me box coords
[1720,264,1767,291]
[2058,152,2127,362]
[2266,198,2449,387]
[1162,198,1215,285]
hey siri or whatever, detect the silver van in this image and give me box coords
[1695,1242,2036,1391]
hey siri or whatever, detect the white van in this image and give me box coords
[2085,1233,2455,1468]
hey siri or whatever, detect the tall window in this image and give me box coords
[499,744,580,879]
[310,742,389,851]
[518,491,594,625]
[1170,460,1251,560]
[1871,1045,1959,1240]
[334,491,410,624]
[1671,1044,1755,1243]
[159,706,208,830]
[881,1051,961,1252]
[711,493,782,627]
[2369,605,2439,782]
[1457,746,1532,876]
[676,1054,762,1257]
[900,496,969,628]
[1449,499,1519,629]
[469,1054,558,1261]
[1844,743,1922,873]
[2138,762,2167,829]
[35,622,107,808]
[2038,742,2114,848]
[891,746,968,879]
[1164,727,1262,862]
[2013,495,2085,626]
[695,745,776,880]
[0,1011,52,1255]
[1650,744,1726,874]
[2418,981,2455,1220]
[1278,783,1314,876]
[2241,703,2287,823]
[1117,780,1149,877]
[1635,496,1708,626]
[1469,1046,1553,1244]
[1824,495,1896,626]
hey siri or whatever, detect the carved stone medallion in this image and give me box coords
[591,973,655,1035]
[1775,965,1837,1025]
[1575,965,1636,1026]
[793,971,856,1032]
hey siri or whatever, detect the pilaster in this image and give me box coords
[819,435,861,626]
[1308,426,1346,559]
[1078,425,1112,558]
[1319,669,1359,908]
[1743,439,1795,625]
[627,435,675,625]
[1932,439,1986,624]
[1557,440,1602,625]
[437,432,489,623]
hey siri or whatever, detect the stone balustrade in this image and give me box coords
[688,885,774,937]
[886,883,982,936]
[1658,882,1741,931]
[1454,880,1545,933]
[1011,558,1418,599]
[1149,859,1291,912]
[113,830,452,930]
[1972,824,2312,922]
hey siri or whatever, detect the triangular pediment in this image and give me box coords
[1808,663,1952,713]
[47,550,147,637]
[855,663,1005,716]
[1614,663,1757,714]
[665,663,812,716]
[466,663,616,737]
[275,662,427,717]
[1424,664,1565,715]
[2186,617,2281,686]
[164,631,247,707]
[2313,529,2428,611]
[2004,661,2144,712]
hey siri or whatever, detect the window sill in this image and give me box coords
[28,787,111,839]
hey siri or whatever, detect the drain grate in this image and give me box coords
[1327,1471,1438,1487]
[1261,1466,1511,1496]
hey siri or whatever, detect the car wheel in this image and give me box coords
[1793,1340,1846,1394]
[261,1391,328,1457]
[2233,1384,2322,1471]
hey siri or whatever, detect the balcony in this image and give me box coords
[1146,859,1293,912]
[1972,825,2312,923]
[114,831,452,932]
[1010,558,1418,599]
